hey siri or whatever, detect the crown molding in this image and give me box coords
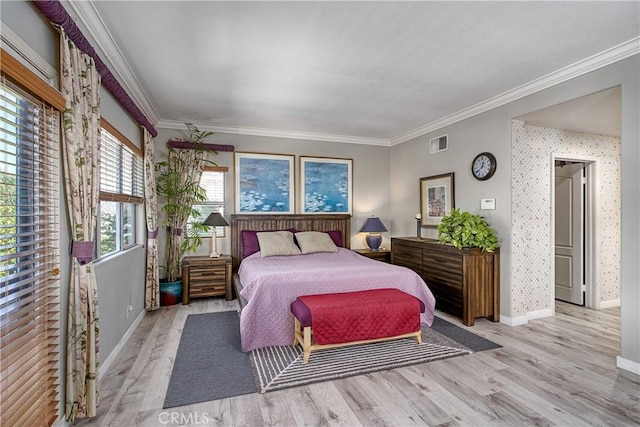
[0,23,57,86]
[390,37,640,146]
[64,0,159,124]
[58,0,639,148]
[156,120,391,146]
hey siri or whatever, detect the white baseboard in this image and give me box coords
[599,299,621,309]
[528,308,553,320]
[100,309,146,378]
[500,315,528,326]
[500,308,553,326]
[616,355,640,375]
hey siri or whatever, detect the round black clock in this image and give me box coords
[471,152,497,181]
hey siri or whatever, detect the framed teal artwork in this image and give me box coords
[234,152,295,213]
[300,156,352,214]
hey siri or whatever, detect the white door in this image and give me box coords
[554,162,585,305]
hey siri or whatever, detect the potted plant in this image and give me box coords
[156,123,215,286]
[436,208,499,252]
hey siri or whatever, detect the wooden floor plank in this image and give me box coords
[71,300,640,426]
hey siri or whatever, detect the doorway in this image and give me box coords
[552,155,597,309]
[554,159,586,305]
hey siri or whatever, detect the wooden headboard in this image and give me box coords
[230,214,351,270]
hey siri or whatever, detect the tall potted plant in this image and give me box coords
[156,123,214,284]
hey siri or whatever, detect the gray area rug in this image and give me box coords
[163,310,255,409]
[164,311,501,407]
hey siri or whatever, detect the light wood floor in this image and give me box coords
[74,300,639,427]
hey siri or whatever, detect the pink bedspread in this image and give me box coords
[238,248,436,351]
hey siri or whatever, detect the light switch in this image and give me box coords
[481,198,496,210]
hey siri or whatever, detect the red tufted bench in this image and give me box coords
[290,288,424,363]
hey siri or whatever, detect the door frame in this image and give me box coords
[550,153,599,315]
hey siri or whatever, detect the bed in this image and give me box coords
[231,214,436,352]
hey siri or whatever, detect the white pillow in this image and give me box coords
[257,231,301,257]
[295,231,338,254]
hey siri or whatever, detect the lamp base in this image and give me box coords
[210,235,221,258]
[366,233,382,251]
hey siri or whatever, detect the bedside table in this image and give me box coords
[181,255,232,304]
[354,248,391,263]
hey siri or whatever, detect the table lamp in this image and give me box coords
[359,216,388,251]
[203,212,229,258]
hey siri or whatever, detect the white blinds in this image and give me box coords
[191,169,226,237]
[0,79,60,426]
[100,127,143,203]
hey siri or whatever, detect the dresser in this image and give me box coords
[181,255,232,304]
[391,237,499,326]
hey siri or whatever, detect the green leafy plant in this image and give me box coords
[156,123,215,282]
[436,208,499,252]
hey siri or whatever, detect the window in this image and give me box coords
[0,77,61,425]
[189,167,227,237]
[97,121,143,258]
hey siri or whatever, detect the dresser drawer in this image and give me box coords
[422,268,462,291]
[423,248,462,275]
[392,244,423,274]
[430,282,463,317]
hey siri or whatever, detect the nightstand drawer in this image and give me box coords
[189,266,226,282]
[190,282,226,297]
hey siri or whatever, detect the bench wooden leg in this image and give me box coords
[293,318,301,347]
[303,326,312,363]
[416,332,422,345]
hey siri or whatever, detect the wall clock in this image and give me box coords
[471,152,497,181]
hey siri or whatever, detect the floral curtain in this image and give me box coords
[143,128,160,310]
[60,30,101,421]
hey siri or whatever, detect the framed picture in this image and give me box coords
[300,156,353,214]
[420,172,455,227]
[234,152,295,214]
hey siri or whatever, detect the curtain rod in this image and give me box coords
[33,0,158,137]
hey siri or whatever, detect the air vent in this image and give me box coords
[430,135,448,153]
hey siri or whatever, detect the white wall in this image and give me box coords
[391,55,640,369]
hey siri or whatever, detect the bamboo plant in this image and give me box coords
[156,123,215,282]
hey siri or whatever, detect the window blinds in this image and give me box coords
[0,78,60,427]
[99,127,143,203]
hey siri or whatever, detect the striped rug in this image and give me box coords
[250,327,471,393]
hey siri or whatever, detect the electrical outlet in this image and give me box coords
[127,304,133,318]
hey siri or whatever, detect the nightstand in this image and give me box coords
[181,255,232,304]
[354,248,391,263]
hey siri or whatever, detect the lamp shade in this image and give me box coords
[203,212,229,227]
[359,217,388,233]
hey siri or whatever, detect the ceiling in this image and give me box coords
[73,1,639,144]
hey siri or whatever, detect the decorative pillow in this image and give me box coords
[241,229,296,257]
[326,230,344,247]
[257,231,301,257]
[295,231,339,254]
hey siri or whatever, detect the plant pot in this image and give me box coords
[159,279,182,306]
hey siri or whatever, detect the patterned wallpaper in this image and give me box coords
[511,120,621,317]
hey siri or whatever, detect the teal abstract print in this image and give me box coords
[235,152,295,213]
[301,157,352,214]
